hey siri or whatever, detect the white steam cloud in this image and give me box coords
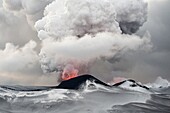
[35,0,148,39]
[112,0,148,34]
[0,0,152,84]
[35,0,151,74]
[40,33,151,73]
[35,0,121,40]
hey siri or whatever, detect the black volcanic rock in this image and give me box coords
[0,75,149,91]
[0,74,110,91]
[113,79,150,90]
[56,74,110,90]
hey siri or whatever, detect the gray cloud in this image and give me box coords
[0,1,38,49]
[126,0,170,82]
[0,1,44,85]
[0,0,169,85]
[0,0,55,49]
[3,0,54,27]
[86,0,170,83]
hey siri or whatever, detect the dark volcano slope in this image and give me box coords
[0,74,110,91]
[56,74,111,90]
[113,79,150,90]
[1,75,150,91]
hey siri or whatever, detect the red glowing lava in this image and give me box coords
[61,64,78,81]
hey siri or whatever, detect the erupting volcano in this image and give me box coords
[0,0,170,113]
[37,0,151,79]
[61,64,79,81]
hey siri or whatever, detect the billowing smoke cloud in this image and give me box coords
[40,33,151,74]
[112,0,148,34]
[35,0,151,77]
[0,0,154,84]
[35,0,148,40]
[35,0,120,40]
[0,0,170,85]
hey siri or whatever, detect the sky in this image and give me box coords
[133,0,170,82]
[0,0,169,85]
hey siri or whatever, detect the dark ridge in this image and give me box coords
[138,84,150,90]
[128,79,150,90]
[0,74,110,91]
[0,75,149,91]
[112,81,126,87]
[56,74,111,90]
[113,79,150,90]
[128,79,136,83]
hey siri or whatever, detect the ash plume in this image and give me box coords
[35,0,151,75]
[112,0,148,34]
[0,0,152,83]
